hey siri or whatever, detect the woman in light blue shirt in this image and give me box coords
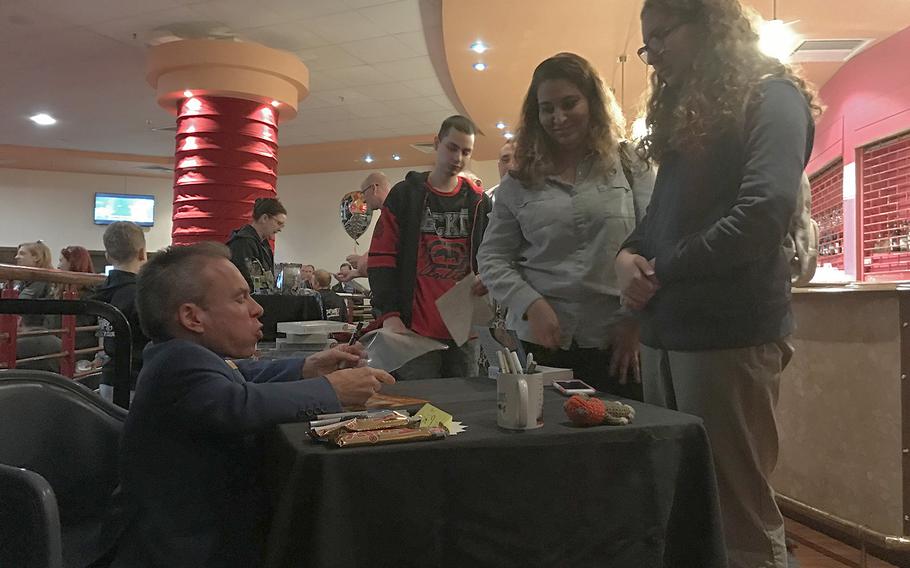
[478,52,654,398]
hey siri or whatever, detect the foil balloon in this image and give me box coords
[340,191,373,243]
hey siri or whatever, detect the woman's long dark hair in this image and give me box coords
[638,0,823,163]
[513,52,626,184]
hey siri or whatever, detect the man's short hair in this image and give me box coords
[339,262,352,270]
[103,221,146,263]
[137,242,230,342]
[437,115,477,140]
[314,269,333,289]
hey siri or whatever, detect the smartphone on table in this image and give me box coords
[552,379,596,395]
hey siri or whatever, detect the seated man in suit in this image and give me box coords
[112,242,394,568]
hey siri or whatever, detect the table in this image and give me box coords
[263,378,727,568]
[253,294,321,341]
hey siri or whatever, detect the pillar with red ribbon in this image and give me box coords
[146,39,309,246]
[172,96,280,245]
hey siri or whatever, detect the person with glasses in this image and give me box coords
[226,197,287,290]
[615,0,822,566]
[337,172,393,282]
[478,52,655,396]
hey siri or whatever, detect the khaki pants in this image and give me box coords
[641,340,793,568]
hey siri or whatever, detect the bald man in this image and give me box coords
[339,172,393,281]
[486,140,516,197]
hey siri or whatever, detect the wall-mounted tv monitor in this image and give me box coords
[94,193,155,227]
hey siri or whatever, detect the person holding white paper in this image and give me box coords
[477,53,654,398]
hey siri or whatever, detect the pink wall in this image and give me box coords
[807,25,910,174]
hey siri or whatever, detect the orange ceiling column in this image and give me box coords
[146,39,309,246]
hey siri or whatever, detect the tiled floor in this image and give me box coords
[786,517,900,568]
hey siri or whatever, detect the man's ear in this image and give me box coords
[176,303,205,335]
[137,248,147,262]
[433,135,439,151]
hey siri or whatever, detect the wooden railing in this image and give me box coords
[0,263,107,379]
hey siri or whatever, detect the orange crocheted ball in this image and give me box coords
[564,394,606,426]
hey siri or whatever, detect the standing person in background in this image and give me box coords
[226,198,287,290]
[615,0,821,565]
[340,172,393,281]
[484,139,517,197]
[478,52,654,397]
[368,115,492,379]
[94,221,150,402]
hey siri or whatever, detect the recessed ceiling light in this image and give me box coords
[183,90,193,98]
[503,132,514,140]
[470,41,488,54]
[29,113,56,126]
[364,154,374,164]
[392,154,401,161]
[496,121,506,130]
[271,100,280,107]
[473,62,487,71]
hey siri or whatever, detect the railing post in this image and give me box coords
[0,282,19,370]
[60,287,77,377]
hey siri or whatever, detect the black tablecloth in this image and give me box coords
[263,378,727,568]
[254,295,321,341]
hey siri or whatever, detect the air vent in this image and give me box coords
[791,39,871,63]
[409,142,435,154]
[137,165,173,173]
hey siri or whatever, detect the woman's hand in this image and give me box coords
[526,298,561,349]
[608,317,641,385]
[615,249,660,310]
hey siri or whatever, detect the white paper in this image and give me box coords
[435,275,495,346]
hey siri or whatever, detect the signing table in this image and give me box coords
[263,378,726,568]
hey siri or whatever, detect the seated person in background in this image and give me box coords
[112,242,393,568]
[226,197,287,290]
[93,222,151,401]
[14,240,53,300]
[314,269,348,322]
[56,245,99,350]
[301,263,316,289]
[332,262,369,296]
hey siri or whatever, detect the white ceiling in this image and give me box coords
[0,0,457,155]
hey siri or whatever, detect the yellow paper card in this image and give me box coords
[416,403,453,429]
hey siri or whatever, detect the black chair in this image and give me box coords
[0,462,63,568]
[0,370,128,568]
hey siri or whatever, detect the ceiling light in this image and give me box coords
[496,121,506,130]
[183,90,193,98]
[364,154,374,164]
[185,98,202,112]
[470,41,488,54]
[392,154,401,161]
[271,100,280,107]
[473,62,487,71]
[29,113,56,126]
[759,19,800,62]
[503,132,514,140]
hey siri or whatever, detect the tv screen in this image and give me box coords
[94,193,155,227]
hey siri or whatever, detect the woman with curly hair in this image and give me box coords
[615,0,821,565]
[479,52,655,397]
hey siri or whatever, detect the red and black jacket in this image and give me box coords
[367,171,491,328]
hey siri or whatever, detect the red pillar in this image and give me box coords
[171,96,279,246]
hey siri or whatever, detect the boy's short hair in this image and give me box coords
[137,242,230,342]
[314,269,332,288]
[103,221,146,263]
[437,115,477,140]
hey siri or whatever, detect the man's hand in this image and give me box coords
[346,253,363,269]
[471,275,488,296]
[302,344,366,378]
[526,298,561,349]
[325,367,396,407]
[382,316,409,334]
[615,249,660,310]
